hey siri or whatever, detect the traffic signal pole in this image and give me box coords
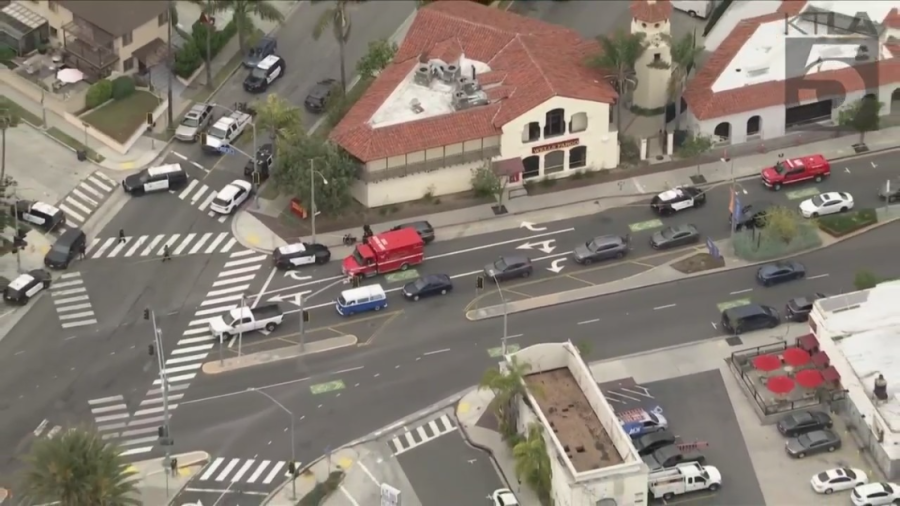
[149,309,174,494]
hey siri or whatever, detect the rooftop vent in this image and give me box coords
[414,65,431,86]
[875,374,888,401]
[439,64,460,84]
[453,89,489,111]
[410,98,424,114]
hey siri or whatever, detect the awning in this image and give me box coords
[822,366,841,383]
[812,351,830,368]
[493,157,523,177]
[132,38,168,67]
[797,333,819,351]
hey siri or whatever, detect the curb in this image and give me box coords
[466,216,900,320]
[455,416,516,492]
[231,209,277,254]
[201,335,358,374]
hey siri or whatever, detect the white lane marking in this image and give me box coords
[340,487,361,506]
[52,280,85,289]
[79,182,106,199]
[158,234,181,255]
[224,255,267,268]
[166,353,208,365]
[125,236,148,256]
[106,238,131,258]
[217,214,228,224]
[54,287,87,296]
[65,196,92,214]
[177,336,215,346]
[423,348,450,356]
[807,274,829,280]
[194,305,236,316]
[59,204,85,222]
[213,274,256,287]
[179,179,199,200]
[246,460,270,484]
[72,188,99,206]
[161,363,202,375]
[578,319,599,325]
[87,175,112,192]
[222,237,237,252]
[89,395,124,405]
[189,317,217,327]
[231,459,255,482]
[173,233,197,255]
[191,184,209,204]
[428,228,575,261]
[262,461,286,484]
[201,294,245,306]
[199,192,216,211]
[506,333,523,339]
[172,344,214,355]
[91,404,127,414]
[93,171,117,184]
[55,303,92,312]
[189,232,214,255]
[59,272,82,279]
[119,446,153,457]
[205,232,228,253]
[90,238,116,258]
[654,304,677,310]
[141,235,165,256]
[62,319,98,328]
[207,285,249,297]
[729,288,753,295]
[229,249,259,258]
[172,151,188,161]
[251,267,277,309]
[200,457,224,480]
[152,373,195,385]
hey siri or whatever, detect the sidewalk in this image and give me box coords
[265,447,360,506]
[235,126,900,253]
[128,450,208,505]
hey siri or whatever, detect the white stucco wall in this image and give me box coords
[632,17,672,110]
[350,159,482,208]
[702,0,782,53]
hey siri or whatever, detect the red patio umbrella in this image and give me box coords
[767,375,795,395]
[753,354,781,372]
[796,369,825,389]
[783,348,811,367]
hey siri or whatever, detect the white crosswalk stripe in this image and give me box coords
[90,249,270,459]
[178,179,232,223]
[198,458,292,485]
[49,272,97,329]
[388,414,458,456]
[54,171,117,235]
[86,233,237,259]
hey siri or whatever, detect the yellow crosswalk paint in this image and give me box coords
[338,457,354,470]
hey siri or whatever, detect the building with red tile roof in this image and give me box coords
[682,0,900,147]
[329,1,619,208]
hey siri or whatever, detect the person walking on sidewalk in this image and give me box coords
[170,457,178,476]
[118,229,126,244]
[162,245,171,262]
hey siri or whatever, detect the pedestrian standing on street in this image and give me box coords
[79,242,86,260]
[118,229,126,244]
[170,457,178,476]
[162,245,171,262]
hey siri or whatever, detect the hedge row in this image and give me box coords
[174,20,238,79]
[817,208,878,237]
[85,76,136,109]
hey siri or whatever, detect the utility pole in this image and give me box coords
[492,274,509,355]
[166,0,174,128]
[310,159,317,244]
[151,309,174,494]
[298,292,305,353]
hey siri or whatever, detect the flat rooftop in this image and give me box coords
[712,1,894,93]
[525,368,622,472]
[818,282,900,431]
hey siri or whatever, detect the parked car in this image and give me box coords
[491,488,519,506]
[785,429,841,458]
[650,224,700,250]
[243,36,277,68]
[757,261,805,286]
[799,191,853,218]
[777,410,833,437]
[632,429,676,456]
[391,221,435,244]
[643,444,705,472]
[304,78,338,113]
[811,467,867,494]
[877,179,900,203]
[730,200,772,230]
[174,102,215,142]
[785,293,826,322]
[852,482,900,506]
[572,235,628,265]
[484,255,533,281]
[244,143,273,183]
[720,303,780,335]
[402,274,453,301]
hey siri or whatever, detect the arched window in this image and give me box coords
[544,109,566,137]
[714,122,731,141]
[569,146,587,169]
[544,150,565,175]
[747,115,761,136]
[522,155,540,180]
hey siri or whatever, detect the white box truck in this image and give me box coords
[649,462,722,501]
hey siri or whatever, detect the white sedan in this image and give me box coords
[210,179,252,214]
[799,191,854,218]
[852,482,900,505]
[811,467,867,494]
[491,488,519,506]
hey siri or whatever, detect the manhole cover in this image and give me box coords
[725,336,743,346]
[690,175,707,185]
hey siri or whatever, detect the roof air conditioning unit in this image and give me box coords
[442,64,460,83]
[414,65,432,86]
[428,59,447,79]
[457,76,472,91]
[453,91,469,110]
[467,91,489,107]
[463,79,482,95]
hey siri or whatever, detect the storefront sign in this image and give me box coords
[532,138,579,154]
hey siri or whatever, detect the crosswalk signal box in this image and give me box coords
[302,310,309,323]
[351,276,360,288]
[476,276,484,290]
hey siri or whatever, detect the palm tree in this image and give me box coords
[665,31,703,130]
[587,30,648,134]
[312,0,366,93]
[479,356,536,434]
[189,0,220,90]
[215,0,285,57]
[513,423,552,498]
[254,94,302,171]
[20,428,139,506]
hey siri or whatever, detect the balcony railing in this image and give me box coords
[62,18,115,47]
[357,146,501,183]
[63,35,118,70]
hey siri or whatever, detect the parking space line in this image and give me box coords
[503,288,533,299]
[729,288,753,295]
[566,274,595,286]
[340,486,361,506]
[578,319,599,325]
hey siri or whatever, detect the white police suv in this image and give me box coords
[650,186,706,216]
[4,269,52,305]
[14,200,66,232]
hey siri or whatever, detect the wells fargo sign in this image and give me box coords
[532,138,579,154]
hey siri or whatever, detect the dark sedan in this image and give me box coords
[777,410,833,437]
[785,293,826,322]
[392,221,435,244]
[402,274,453,301]
[632,429,676,456]
[304,78,338,113]
[757,261,806,286]
[484,255,533,281]
[650,224,700,250]
[572,235,628,264]
[785,429,841,458]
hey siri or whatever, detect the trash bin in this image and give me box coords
[76,149,87,161]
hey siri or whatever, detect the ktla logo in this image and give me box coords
[782,10,881,112]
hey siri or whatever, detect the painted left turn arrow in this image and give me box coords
[547,258,566,273]
[269,291,310,305]
[285,271,312,281]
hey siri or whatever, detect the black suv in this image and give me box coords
[391,221,435,244]
[721,303,779,335]
[304,79,338,113]
[243,36,277,68]
[730,201,772,231]
[785,293,825,322]
[244,143,273,183]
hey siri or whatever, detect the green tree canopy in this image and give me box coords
[273,132,356,215]
[513,423,552,500]
[838,97,884,144]
[214,0,285,55]
[253,93,302,142]
[356,38,398,80]
[20,428,139,506]
[587,31,647,133]
[312,0,366,92]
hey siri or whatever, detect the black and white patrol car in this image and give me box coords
[3,269,51,305]
[650,186,706,216]
[122,163,188,195]
[14,200,66,232]
[272,243,331,269]
[243,54,285,93]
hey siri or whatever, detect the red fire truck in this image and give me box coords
[342,228,424,278]
[760,154,830,190]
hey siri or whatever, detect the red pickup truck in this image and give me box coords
[342,228,424,278]
[760,154,830,190]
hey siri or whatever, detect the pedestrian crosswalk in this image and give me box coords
[56,171,117,234]
[176,180,229,223]
[87,232,238,259]
[197,457,294,485]
[388,414,457,456]
[87,249,271,457]
[50,272,97,329]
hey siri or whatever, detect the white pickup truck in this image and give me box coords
[202,110,253,154]
[208,304,284,341]
[649,462,722,501]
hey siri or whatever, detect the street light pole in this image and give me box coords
[309,160,328,244]
[299,277,348,353]
[151,310,174,494]
[491,274,509,355]
[248,388,296,500]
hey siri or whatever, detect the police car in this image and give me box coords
[4,269,51,305]
[210,180,252,214]
[14,200,66,232]
[243,54,285,93]
[650,186,706,216]
[272,243,331,269]
[122,164,189,195]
